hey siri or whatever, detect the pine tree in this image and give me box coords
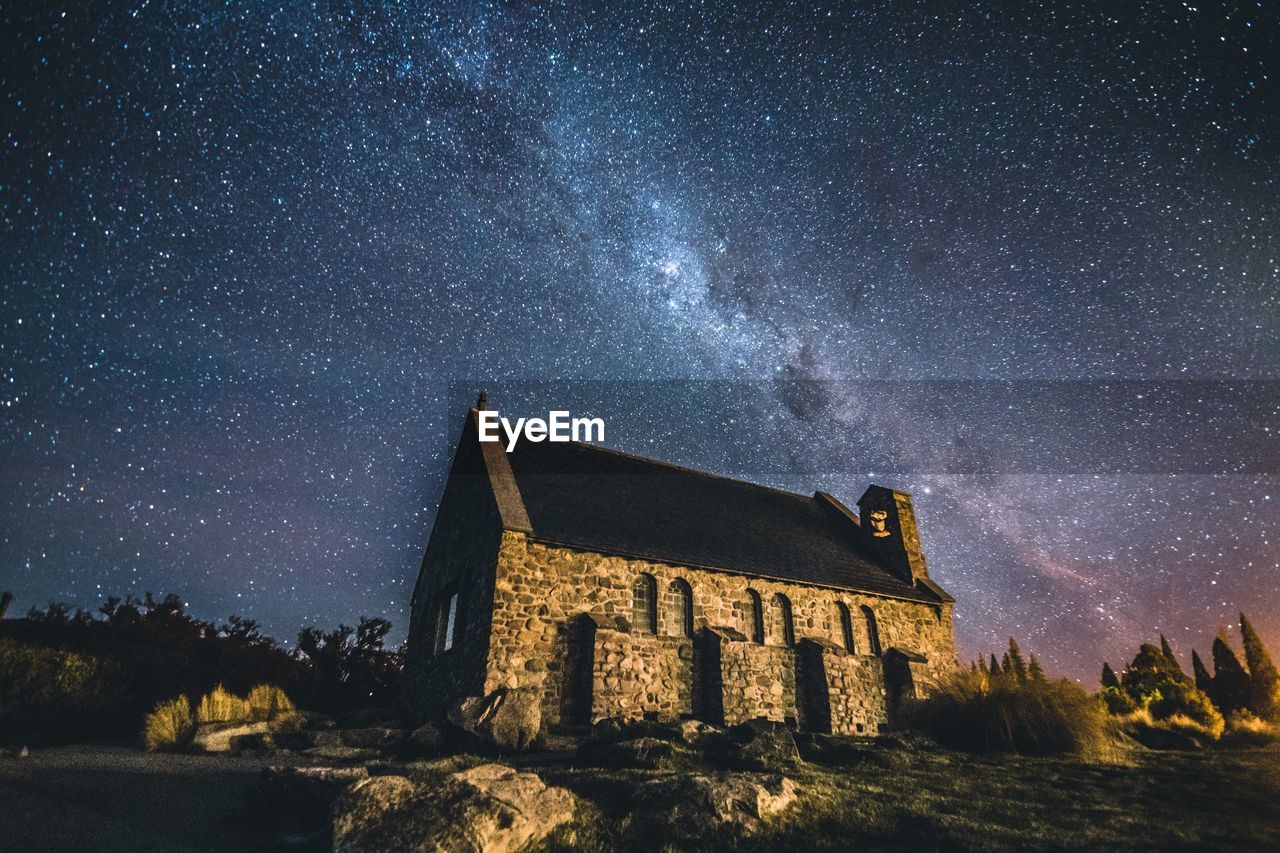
[1211,634,1252,715]
[1160,634,1188,680]
[1101,662,1120,690]
[1240,613,1280,720]
[977,655,989,676]
[990,653,1002,676]
[1191,649,1214,700]
[1028,654,1047,683]
[1007,638,1028,682]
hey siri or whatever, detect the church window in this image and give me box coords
[667,578,694,638]
[836,601,855,653]
[633,573,657,634]
[773,593,794,647]
[747,589,764,644]
[862,605,882,656]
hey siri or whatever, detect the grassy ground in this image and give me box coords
[534,742,1280,852]
[3,741,1278,851]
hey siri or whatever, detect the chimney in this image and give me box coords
[0,591,13,620]
[856,485,930,585]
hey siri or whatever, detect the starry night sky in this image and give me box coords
[2,2,1277,682]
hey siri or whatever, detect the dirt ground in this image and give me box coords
[0,744,307,852]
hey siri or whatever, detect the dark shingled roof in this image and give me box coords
[503,438,941,602]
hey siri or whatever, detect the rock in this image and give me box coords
[405,721,445,758]
[727,719,801,769]
[16,745,30,759]
[244,766,370,829]
[310,729,345,749]
[301,745,382,763]
[332,763,575,853]
[678,719,722,746]
[447,687,542,751]
[192,721,272,753]
[633,773,798,842]
[576,736,677,769]
[340,727,408,753]
[590,716,680,743]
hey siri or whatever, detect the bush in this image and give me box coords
[1221,711,1280,749]
[1115,707,1221,748]
[0,638,127,743]
[144,697,196,752]
[247,684,296,722]
[197,684,253,724]
[902,668,1110,757]
[1147,682,1223,738]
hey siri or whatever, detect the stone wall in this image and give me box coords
[590,627,693,722]
[700,629,797,726]
[797,639,889,735]
[483,531,957,730]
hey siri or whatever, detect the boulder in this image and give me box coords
[340,727,408,753]
[447,687,541,751]
[332,763,575,853]
[405,721,445,758]
[727,719,801,769]
[192,721,271,753]
[576,736,677,769]
[244,765,370,829]
[633,773,798,843]
[589,716,681,743]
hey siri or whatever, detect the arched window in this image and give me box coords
[772,593,794,647]
[836,601,855,653]
[746,589,764,644]
[633,573,657,634]
[666,578,694,638]
[862,605,882,656]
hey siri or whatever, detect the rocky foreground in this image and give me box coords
[4,701,1280,852]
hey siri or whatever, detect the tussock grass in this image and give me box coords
[902,669,1112,757]
[1222,712,1280,749]
[197,684,252,724]
[246,684,295,722]
[143,697,195,752]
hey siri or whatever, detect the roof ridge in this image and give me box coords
[548,438,818,503]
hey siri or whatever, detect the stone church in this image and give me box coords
[406,404,957,735]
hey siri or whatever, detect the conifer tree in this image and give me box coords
[977,655,989,676]
[1028,654,1046,683]
[990,653,1002,676]
[1159,634,1187,680]
[1240,613,1280,719]
[1101,662,1120,690]
[1211,633,1252,715]
[1007,638,1028,682]
[1191,649,1214,699]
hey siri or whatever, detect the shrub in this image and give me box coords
[144,696,196,752]
[197,684,253,724]
[902,668,1110,757]
[1221,711,1280,748]
[247,684,296,722]
[1147,682,1224,738]
[1100,685,1136,715]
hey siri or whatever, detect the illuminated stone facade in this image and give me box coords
[406,408,957,735]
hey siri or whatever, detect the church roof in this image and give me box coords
[498,434,944,603]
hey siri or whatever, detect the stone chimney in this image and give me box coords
[856,485,930,586]
[0,591,13,620]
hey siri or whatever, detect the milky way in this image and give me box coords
[2,2,1277,681]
